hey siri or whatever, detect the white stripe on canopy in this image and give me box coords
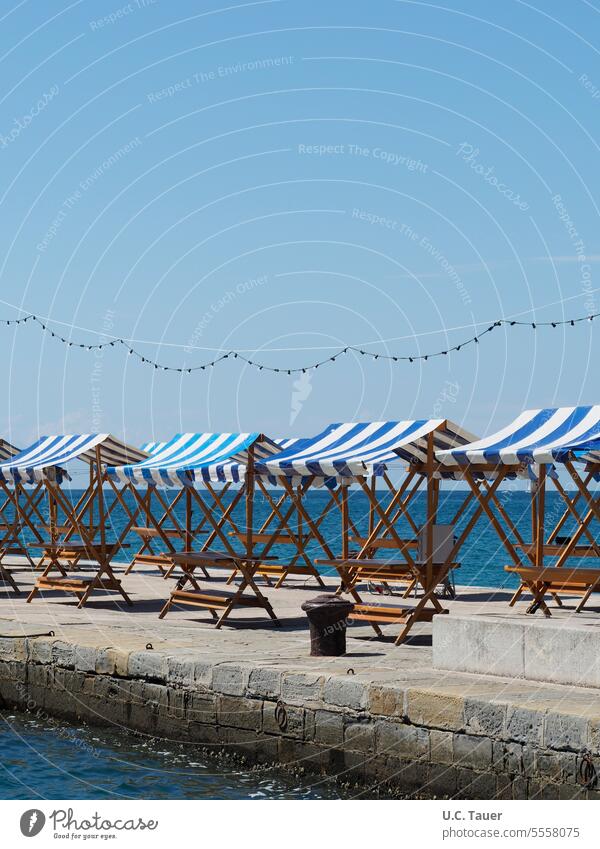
[256,420,477,479]
[436,406,600,466]
[0,434,148,483]
[106,432,282,486]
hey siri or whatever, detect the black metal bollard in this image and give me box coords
[301,594,355,656]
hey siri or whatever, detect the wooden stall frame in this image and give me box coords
[26,447,133,608]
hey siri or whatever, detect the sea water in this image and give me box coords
[0,711,350,799]
[8,487,594,589]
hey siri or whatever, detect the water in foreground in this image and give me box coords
[0,711,355,800]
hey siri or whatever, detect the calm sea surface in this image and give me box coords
[8,486,592,589]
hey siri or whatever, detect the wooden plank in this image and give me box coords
[536,464,546,569]
[318,557,410,567]
[348,604,442,624]
[349,611,410,624]
[516,543,600,558]
[254,563,317,576]
[167,551,237,565]
[505,565,600,582]
[131,553,172,564]
[350,536,418,549]
[348,568,414,581]
[131,526,186,539]
[37,576,123,588]
[230,531,298,545]
[169,589,268,608]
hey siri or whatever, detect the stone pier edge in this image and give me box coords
[0,636,597,800]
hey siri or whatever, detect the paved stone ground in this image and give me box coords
[2,557,600,798]
[1,555,599,716]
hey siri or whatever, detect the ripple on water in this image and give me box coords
[0,712,346,800]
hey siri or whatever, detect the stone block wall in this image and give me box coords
[0,636,596,799]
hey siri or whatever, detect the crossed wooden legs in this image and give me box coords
[26,478,133,609]
[158,554,279,628]
[0,564,20,594]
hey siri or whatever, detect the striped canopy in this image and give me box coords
[0,434,148,484]
[208,437,312,486]
[0,439,20,463]
[273,437,301,451]
[436,406,600,466]
[255,420,476,480]
[140,439,168,454]
[106,432,281,486]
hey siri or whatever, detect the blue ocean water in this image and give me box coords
[6,487,594,589]
[0,711,346,799]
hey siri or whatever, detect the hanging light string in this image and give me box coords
[1,310,597,375]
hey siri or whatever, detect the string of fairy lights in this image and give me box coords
[1,309,597,375]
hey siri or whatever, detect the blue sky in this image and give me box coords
[1,0,599,451]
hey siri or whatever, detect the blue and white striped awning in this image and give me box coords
[0,439,20,463]
[140,439,168,454]
[206,437,312,487]
[437,406,600,467]
[256,420,476,480]
[273,437,301,451]
[106,432,281,486]
[0,434,148,484]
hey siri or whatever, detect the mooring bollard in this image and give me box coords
[301,594,354,656]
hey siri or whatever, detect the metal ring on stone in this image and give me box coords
[347,668,355,675]
[49,631,55,637]
[146,643,153,650]
[275,699,288,731]
[578,751,597,789]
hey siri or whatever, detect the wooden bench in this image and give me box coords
[229,532,298,545]
[30,524,103,572]
[159,551,279,627]
[128,526,210,577]
[516,543,600,558]
[28,540,129,576]
[349,602,446,627]
[128,526,186,575]
[29,541,94,574]
[33,574,131,607]
[342,547,419,597]
[505,565,600,615]
[27,541,132,608]
[350,536,418,552]
[341,539,456,598]
[317,558,457,643]
[162,587,272,618]
[227,531,326,588]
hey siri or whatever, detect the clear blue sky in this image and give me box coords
[1,0,599,451]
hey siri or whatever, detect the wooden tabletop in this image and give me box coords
[317,558,460,572]
[168,550,276,565]
[317,557,411,567]
[131,526,208,537]
[28,541,129,551]
[229,531,299,545]
[516,543,600,557]
[505,565,600,581]
[350,536,418,549]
